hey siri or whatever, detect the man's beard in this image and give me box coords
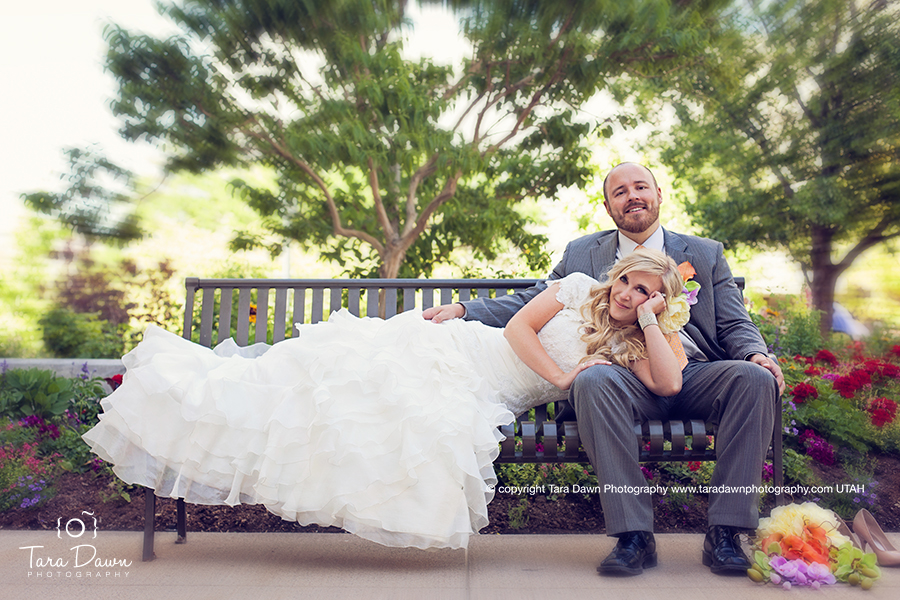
[612,203,660,234]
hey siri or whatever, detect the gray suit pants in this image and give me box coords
[570,360,776,535]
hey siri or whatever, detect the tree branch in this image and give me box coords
[367,157,396,240]
[402,154,439,237]
[241,118,385,253]
[399,170,462,251]
[836,214,900,272]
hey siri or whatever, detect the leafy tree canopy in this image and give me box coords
[22,147,142,243]
[69,0,724,278]
[623,0,900,329]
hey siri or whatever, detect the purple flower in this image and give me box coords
[806,562,836,586]
[682,287,699,305]
[770,557,809,585]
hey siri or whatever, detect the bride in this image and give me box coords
[83,248,688,550]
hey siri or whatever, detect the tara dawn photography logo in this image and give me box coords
[19,509,133,580]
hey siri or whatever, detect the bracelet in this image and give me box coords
[638,312,658,330]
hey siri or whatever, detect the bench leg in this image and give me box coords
[773,395,785,505]
[142,488,156,561]
[176,498,187,544]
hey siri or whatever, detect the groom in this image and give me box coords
[423,162,784,576]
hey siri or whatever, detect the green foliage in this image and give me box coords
[657,460,714,487]
[0,369,75,419]
[781,447,817,487]
[0,216,65,358]
[507,497,529,530]
[627,0,900,331]
[21,146,141,242]
[495,458,596,500]
[39,308,125,359]
[40,425,97,474]
[69,375,110,428]
[789,387,872,454]
[96,472,138,504]
[779,308,825,357]
[0,369,116,511]
[94,0,723,278]
[818,460,878,520]
[657,487,697,520]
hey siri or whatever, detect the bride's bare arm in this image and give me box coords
[629,292,682,396]
[504,284,608,391]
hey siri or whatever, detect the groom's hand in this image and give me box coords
[423,303,465,323]
[748,353,785,395]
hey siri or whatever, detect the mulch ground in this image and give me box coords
[2,454,898,536]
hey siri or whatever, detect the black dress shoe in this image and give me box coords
[597,531,657,576]
[702,525,752,575]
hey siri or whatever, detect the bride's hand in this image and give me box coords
[551,359,611,391]
[639,291,667,317]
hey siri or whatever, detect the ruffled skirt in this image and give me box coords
[83,310,516,550]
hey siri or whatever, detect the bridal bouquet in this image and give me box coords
[748,502,882,590]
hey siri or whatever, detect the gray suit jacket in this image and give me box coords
[463,228,768,362]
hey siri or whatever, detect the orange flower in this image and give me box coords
[677,261,696,283]
[760,528,831,565]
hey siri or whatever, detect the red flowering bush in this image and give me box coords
[832,369,871,399]
[814,349,839,368]
[868,398,898,428]
[790,382,818,403]
[861,359,900,380]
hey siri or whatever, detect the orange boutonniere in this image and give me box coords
[677,261,696,282]
[677,261,700,305]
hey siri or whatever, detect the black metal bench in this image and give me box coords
[141,276,783,560]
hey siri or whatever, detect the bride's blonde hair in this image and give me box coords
[579,248,685,368]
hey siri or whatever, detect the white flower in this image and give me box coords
[658,295,690,334]
[757,502,853,548]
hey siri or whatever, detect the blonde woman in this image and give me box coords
[506,247,687,397]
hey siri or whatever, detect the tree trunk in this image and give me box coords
[379,244,404,279]
[375,244,406,319]
[808,226,839,335]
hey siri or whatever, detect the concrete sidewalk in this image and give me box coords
[2,530,899,600]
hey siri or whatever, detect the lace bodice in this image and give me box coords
[448,272,598,416]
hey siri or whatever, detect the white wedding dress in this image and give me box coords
[83,273,596,549]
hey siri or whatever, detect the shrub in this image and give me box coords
[0,368,75,419]
[780,306,825,357]
[39,308,124,358]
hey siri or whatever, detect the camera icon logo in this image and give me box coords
[57,510,98,539]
